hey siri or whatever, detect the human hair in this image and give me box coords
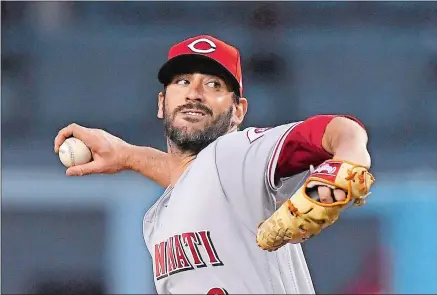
[232,92,240,104]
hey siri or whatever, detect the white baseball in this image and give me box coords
[59,137,92,168]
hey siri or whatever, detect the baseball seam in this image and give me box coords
[65,140,75,166]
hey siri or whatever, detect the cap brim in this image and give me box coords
[158,54,240,95]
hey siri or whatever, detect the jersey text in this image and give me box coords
[154,230,223,280]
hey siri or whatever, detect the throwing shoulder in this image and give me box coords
[217,122,302,152]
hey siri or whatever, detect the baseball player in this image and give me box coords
[54,35,375,294]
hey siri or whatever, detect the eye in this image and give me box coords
[206,81,222,89]
[175,79,189,85]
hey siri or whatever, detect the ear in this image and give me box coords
[157,92,164,119]
[233,97,248,126]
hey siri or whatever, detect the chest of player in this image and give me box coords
[143,161,237,280]
[155,161,228,231]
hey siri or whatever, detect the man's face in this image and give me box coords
[157,72,246,154]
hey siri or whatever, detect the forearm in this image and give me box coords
[124,145,171,187]
[322,117,371,168]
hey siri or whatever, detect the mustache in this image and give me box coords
[174,103,213,116]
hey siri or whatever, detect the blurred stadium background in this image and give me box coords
[2,1,437,294]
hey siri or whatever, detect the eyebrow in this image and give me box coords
[172,73,225,82]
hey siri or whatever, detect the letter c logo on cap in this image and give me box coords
[187,38,217,54]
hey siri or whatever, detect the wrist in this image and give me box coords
[121,143,138,171]
[333,145,371,169]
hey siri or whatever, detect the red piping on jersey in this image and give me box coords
[267,122,302,190]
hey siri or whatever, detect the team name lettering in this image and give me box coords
[154,230,223,280]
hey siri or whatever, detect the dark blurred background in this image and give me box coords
[2,1,437,294]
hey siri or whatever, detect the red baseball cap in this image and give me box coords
[158,35,243,97]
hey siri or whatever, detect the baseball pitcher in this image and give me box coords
[54,35,375,294]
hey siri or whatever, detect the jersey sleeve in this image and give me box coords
[213,115,364,221]
[267,114,365,190]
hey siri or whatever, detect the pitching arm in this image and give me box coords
[124,145,171,187]
[54,123,172,188]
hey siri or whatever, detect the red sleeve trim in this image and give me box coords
[266,115,365,190]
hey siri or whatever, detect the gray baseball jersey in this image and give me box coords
[143,118,335,294]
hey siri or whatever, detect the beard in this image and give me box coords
[163,102,234,155]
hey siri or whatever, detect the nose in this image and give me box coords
[185,79,205,103]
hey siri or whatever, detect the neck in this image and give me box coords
[166,140,197,186]
[165,126,239,186]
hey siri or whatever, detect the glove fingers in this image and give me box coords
[256,160,375,252]
[257,201,328,250]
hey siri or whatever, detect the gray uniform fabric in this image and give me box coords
[143,122,316,294]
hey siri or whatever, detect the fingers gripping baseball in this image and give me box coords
[54,123,130,176]
[55,123,92,153]
[256,159,375,251]
[66,160,102,176]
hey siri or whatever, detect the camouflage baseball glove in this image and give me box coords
[256,159,375,251]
